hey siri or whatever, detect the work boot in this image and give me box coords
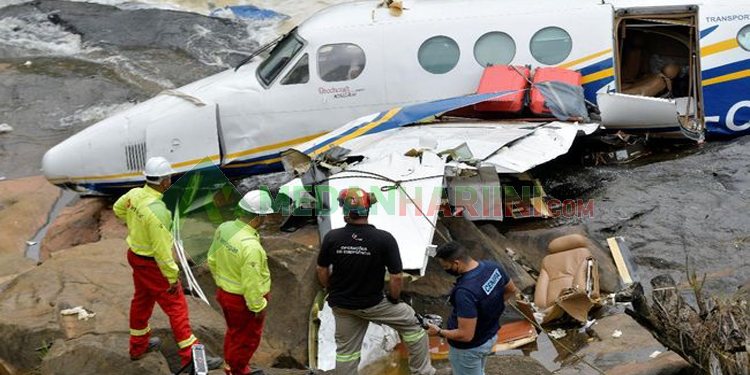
[205,355,223,370]
[130,337,161,360]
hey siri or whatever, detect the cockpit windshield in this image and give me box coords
[257,32,305,86]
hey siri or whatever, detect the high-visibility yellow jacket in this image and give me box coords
[113,185,179,284]
[207,219,271,313]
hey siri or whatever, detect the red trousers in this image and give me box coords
[217,288,267,375]
[128,249,197,365]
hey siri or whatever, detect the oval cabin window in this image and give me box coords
[739,24,750,51]
[318,44,366,82]
[474,31,516,66]
[418,36,460,74]
[530,27,572,65]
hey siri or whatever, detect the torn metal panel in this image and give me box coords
[325,150,446,273]
[598,92,681,129]
[446,165,503,221]
[485,122,580,174]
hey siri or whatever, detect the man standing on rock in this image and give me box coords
[317,187,438,375]
[426,241,518,375]
[114,156,221,369]
[208,190,275,375]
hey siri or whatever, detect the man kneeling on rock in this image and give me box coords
[114,156,222,369]
[208,190,275,375]
[317,187,441,375]
[427,241,518,375]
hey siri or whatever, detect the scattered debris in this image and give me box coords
[60,306,96,321]
[549,329,567,339]
[579,319,596,333]
[612,330,623,338]
[25,241,37,246]
[650,351,662,358]
[0,123,13,134]
[607,236,638,285]
[493,320,538,352]
[23,60,32,66]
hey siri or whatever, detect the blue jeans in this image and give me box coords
[448,335,497,375]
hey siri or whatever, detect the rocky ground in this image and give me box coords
[0,175,714,375]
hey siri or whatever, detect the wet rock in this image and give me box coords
[442,216,536,291]
[0,239,225,372]
[557,314,667,374]
[485,355,552,375]
[605,351,694,375]
[0,58,146,178]
[539,137,750,295]
[0,0,259,179]
[501,225,620,293]
[40,334,171,375]
[39,197,107,261]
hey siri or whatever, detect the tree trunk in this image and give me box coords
[625,275,750,375]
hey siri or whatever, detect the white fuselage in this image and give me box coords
[42,0,750,193]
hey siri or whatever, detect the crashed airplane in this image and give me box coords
[41,0,750,194]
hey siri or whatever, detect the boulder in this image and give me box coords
[253,235,320,368]
[0,239,225,372]
[40,334,171,375]
[501,225,620,293]
[441,216,536,291]
[39,197,107,261]
[98,205,129,240]
[605,351,694,375]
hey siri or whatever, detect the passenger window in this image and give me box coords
[281,54,309,85]
[317,44,366,82]
[739,24,750,51]
[474,31,516,66]
[530,27,573,65]
[418,36,460,74]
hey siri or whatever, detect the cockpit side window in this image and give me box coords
[317,43,366,82]
[281,54,310,85]
[257,32,305,86]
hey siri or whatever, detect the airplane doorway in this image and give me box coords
[613,7,704,137]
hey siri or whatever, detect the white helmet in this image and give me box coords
[143,156,175,180]
[239,190,275,215]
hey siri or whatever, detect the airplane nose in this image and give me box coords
[42,138,80,185]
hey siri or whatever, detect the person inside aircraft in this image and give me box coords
[621,62,680,98]
[319,44,366,82]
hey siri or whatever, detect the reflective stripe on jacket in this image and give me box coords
[113,185,179,283]
[207,219,271,313]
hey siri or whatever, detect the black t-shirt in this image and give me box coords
[317,223,403,310]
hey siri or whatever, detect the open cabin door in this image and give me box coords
[602,6,704,139]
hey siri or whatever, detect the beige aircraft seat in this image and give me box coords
[534,234,601,324]
[621,63,680,98]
